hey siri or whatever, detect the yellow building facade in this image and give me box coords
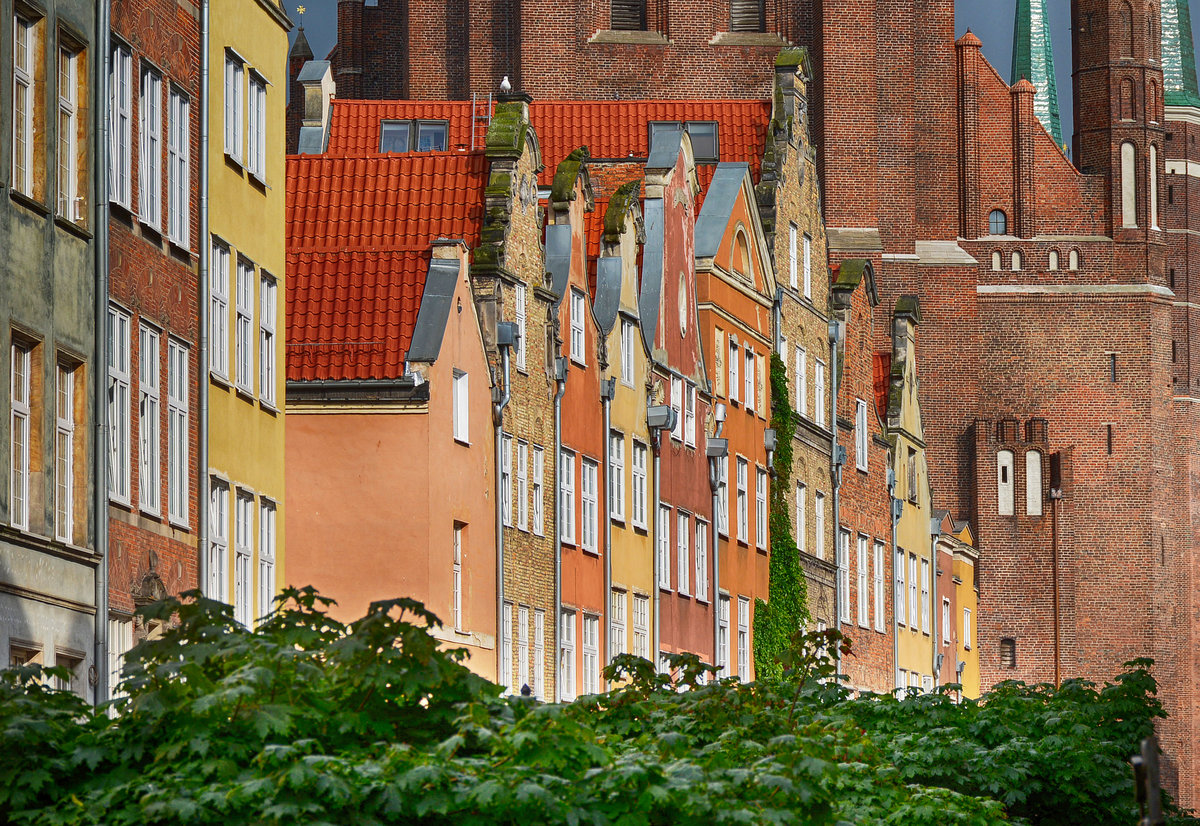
[205,0,289,623]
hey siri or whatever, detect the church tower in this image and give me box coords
[1011,0,1063,145]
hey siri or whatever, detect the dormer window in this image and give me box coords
[649,121,719,163]
[380,119,448,153]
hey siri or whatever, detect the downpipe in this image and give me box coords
[93,0,111,704]
[600,378,614,688]
[493,343,512,687]
[552,357,566,701]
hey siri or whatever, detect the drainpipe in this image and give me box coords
[888,469,900,692]
[707,405,727,676]
[828,318,845,677]
[600,377,614,689]
[198,0,211,601]
[552,356,567,701]
[94,0,111,705]
[931,523,942,689]
[647,398,673,672]
[1050,487,1062,687]
[493,330,514,686]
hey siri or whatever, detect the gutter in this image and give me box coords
[198,0,211,597]
[888,470,900,691]
[552,357,567,700]
[494,343,512,687]
[651,422,662,671]
[94,0,111,704]
[828,318,844,677]
[600,377,614,689]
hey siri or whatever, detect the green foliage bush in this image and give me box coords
[0,592,1189,825]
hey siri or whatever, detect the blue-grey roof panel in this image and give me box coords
[694,163,749,259]
[407,258,461,362]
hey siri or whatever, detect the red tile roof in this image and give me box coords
[873,352,892,421]
[287,249,428,382]
[326,100,477,155]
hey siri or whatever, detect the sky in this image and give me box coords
[289,0,1200,147]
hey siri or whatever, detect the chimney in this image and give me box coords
[296,61,336,155]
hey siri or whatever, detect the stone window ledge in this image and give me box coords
[708,31,790,47]
[588,29,670,46]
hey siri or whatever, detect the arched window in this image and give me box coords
[1148,80,1158,123]
[1120,78,1135,120]
[1121,142,1137,228]
[1011,250,1023,272]
[1149,11,1159,61]
[1048,250,1060,270]
[1025,450,1043,516]
[1150,143,1160,229]
[1119,2,1134,57]
[732,228,751,280]
[1068,249,1080,270]
[991,250,1002,271]
[989,209,1007,235]
[1000,637,1017,668]
[997,449,1014,515]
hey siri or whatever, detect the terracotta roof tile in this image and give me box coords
[873,352,892,421]
[326,100,477,155]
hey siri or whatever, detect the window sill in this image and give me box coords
[139,218,164,240]
[225,152,244,170]
[658,585,673,594]
[610,514,625,526]
[210,371,232,389]
[570,357,586,368]
[588,29,670,45]
[454,437,471,447]
[235,386,257,404]
[259,399,280,415]
[582,546,600,558]
[708,31,789,47]
[168,237,194,260]
[108,496,132,512]
[55,214,93,240]
[139,507,162,522]
[756,544,767,554]
[10,189,49,216]
[168,517,191,532]
[249,171,268,191]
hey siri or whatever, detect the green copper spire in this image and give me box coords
[1162,0,1200,107]
[1010,0,1062,145]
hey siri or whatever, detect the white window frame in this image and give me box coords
[234,257,254,393]
[54,363,74,542]
[855,399,869,472]
[856,534,869,628]
[874,541,886,632]
[581,458,598,552]
[676,510,690,595]
[609,431,625,522]
[518,604,530,690]
[718,595,731,678]
[695,519,709,602]
[234,490,254,625]
[138,324,161,515]
[609,590,626,661]
[559,609,576,701]
[803,233,813,299]
[224,52,243,162]
[963,608,972,650]
[514,283,527,372]
[788,222,798,289]
[717,455,729,536]
[942,597,952,645]
[534,609,545,697]
[258,498,276,621]
[920,557,931,634]
[684,382,696,447]
[517,440,529,531]
[743,348,754,413]
[138,64,162,229]
[453,525,464,630]
[109,42,133,209]
[909,553,919,629]
[108,306,132,504]
[656,504,671,590]
[532,446,544,536]
[795,345,807,418]
[501,434,513,528]
[670,375,683,441]
[210,240,230,377]
[57,46,79,221]
[208,477,229,602]
[814,359,826,428]
[247,72,266,180]
[795,483,807,554]
[632,594,649,659]
[728,339,739,404]
[582,614,600,695]
[895,547,906,628]
[631,441,647,529]
[814,491,825,559]
[259,274,276,405]
[620,317,635,386]
[560,450,576,545]
[501,601,513,691]
[837,529,850,624]
[570,289,586,365]
[452,370,469,443]
[12,13,35,196]
[736,457,748,543]
[737,596,750,680]
[10,343,32,530]
[755,467,768,551]
[167,87,190,246]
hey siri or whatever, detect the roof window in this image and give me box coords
[380,119,448,153]
[649,121,719,163]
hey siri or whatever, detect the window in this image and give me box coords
[920,558,930,634]
[718,596,731,678]
[10,342,32,530]
[873,542,885,632]
[942,598,951,645]
[736,458,748,542]
[991,250,1002,271]
[57,46,81,221]
[731,0,764,32]
[611,0,645,30]
[908,554,919,629]
[453,524,464,630]
[501,434,513,527]
[416,121,448,151]
[632,441,647,529]
[582,615,600,695]
[728,339,739,403]
[259,275,276,405]
[259,499,276,620]
[247,73,266,180]
[609,590,626,660]
[501,602,513,691]
[517,441,529,531]
[234,491,254,625]
[559,609,576,701]
[570,289,586,365]
[755,468,768,550]
[989,209,1007,235]
[534,609,546,697]
[514,283,527,371]
[1011,250,1023,271]
[109,618,133,697]
[620,318,635,385]
[795,483,807,553]
[518,605,530,689]
[855,399,869,471]
[670,376,682,441]
[744,348,754,413]
[208,477,229,601]
[1026,450,1043,516]
[235,258,254,392]
[997,450,1014,515]
[837,529,850,623]
[1121,141,1137,228]
[1068,249,1080,271]
[695,520,709,601]
[379,120,410,152]
[138,324,161,515]
[737,596,750,679]
[560,450,576,545]
[778,332,787,360]
[210,240,230,377]
[609,431,624,522]
[657,504,671,589]
[676,510,690,595]
[167,89,190,246]
[803,233,813,299]
[532,446,544,535]
[54,363,76,542]
[963,608,972,650]
[379,119,449,152]
[857,534,869,628]
[814,360,826,427]
[138,65,162,228]
[814,492,825,559]
[12,13,36,196]
[648,121,719,162]
[224,53,243,161]
[1000,637,1016,668]
[110,43,132,208]
[795,346,807,417]
[1048,249,1060,271]
[581,458,598,552]
[684,383,696,447]
[717,455,729,536]
[895,548,906,627]
[788,223,798,288]
[452,370,469,443]
[108,307,132,503]
[632,594,649,658]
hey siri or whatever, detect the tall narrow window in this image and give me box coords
[259,275,276,405]
[1026,450,1043,516]
[873,541,885,632]
[670,376,683,441]
[737,596,751,679]
[963,608,972,650]
[1068,249,1080,271]
[532,446,544,535]
[908,554,919,629]
[632,594,649,658]
[560,609,576,701]
[730,0,764,32]
[514,283,527,371]
[108,307,132,503]
[920,558,931,634]
[855,399,869,471]
[657,504,671,589]
[1011,250,1022,271]
[736,458,748,542]
[991,251,1002,271]
[517,441,529,531]
[609,590,626,660]
[676,510,690,595]
[942,598,952,645]
[1121,142,1137,228]
[620,318,635,385]
[560,450,576,545]
[210,240,230,376]
[631,441,647,528]
[856,534,869,627]
[258,499,276,621]
[695,520,709,601]
[167,89,190,246]
[718,596,731,678]
[533,609,545,697]
[501,434,513,528]
[453,525,464,630]
[208,477,229,602]
[1150,143,1159,230]
[717,456,729,535]
[235,258,254,393]
[452,370,469,442]
[728,340,739,403]
[138,65,162,229]
[110,43,133,208]
[570,289,586,365]
[581,458,598,552]
[814,360,826,427]
[814,492,825,559]
[247,73,267,180]
[1048,250,1059,270]
[796,483,807,553]
[1000,637,1016,668]
[138,324,161,515]
[609,431,625,522]
[788,223,798,289]
[795,346,807,418]
[743,349,754,413]
[501,602,513,690]
[803,233,813,299]
[755,468,768,550]
[610,0,646,31]
[10,343,32,530]
[895,547,906,627]
[55,363,76,543]
[234,491,253,625]
[684,383,696,447]
[997,449,1014,515]
[57,47,80,221]
[837,529,850,623]
[518,605,530,689]
[12,14,36,196]
[582,615,600,695]
[224,53,243,161]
